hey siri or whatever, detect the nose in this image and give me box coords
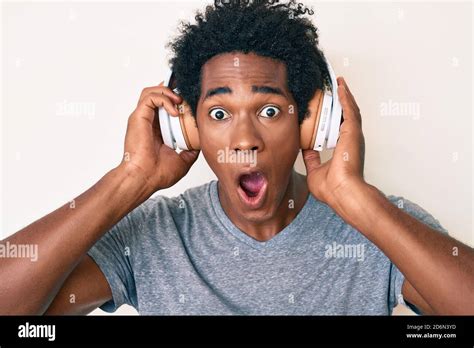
[230,115,265,153]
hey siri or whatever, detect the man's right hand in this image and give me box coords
[0,83,202,315]
[119,83,200,194]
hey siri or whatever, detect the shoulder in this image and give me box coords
[121,181,215,230]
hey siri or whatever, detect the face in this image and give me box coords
[196,52,301,222]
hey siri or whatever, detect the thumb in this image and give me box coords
[179,149,200,167]
[302,149,322,175]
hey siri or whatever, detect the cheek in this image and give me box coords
[264,121,300,179]
[196,118,227,175]
[266,116,300,153]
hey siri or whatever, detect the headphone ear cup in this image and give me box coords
[163,70,200,151]
[178,99,200,150]
[300,89,324,150]
[158,103,176,149]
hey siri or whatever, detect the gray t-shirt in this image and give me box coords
[87,180,448,315]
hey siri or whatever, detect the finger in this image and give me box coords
[302,149,322,175]
[337,77,353,105]
[333,93,365,174]
[337,78,358,124]
[135,92,179,124]
[139,86,182,105]
[337,124,365,176]
[124,112,163,157]
[179,149,200,167]
[338,77,359,113]
[152,108,163,146]
[140,86,182,105]
[337,84,356,123]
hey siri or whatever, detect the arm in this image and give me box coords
[0,83,199,314]
[331,181,474,314]
[303,76,473,314]
[0,164,149,314]
[44,255,113,315]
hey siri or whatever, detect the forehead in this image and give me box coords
[200,52,288,88]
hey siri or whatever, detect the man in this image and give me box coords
[1,0,473,315]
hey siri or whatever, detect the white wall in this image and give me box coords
[1,1,472,316]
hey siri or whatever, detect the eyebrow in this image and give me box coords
[204,86,232,100]
[203,85,285,101]
[251,85,285,96]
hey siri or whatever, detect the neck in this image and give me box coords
[218,170,309,242]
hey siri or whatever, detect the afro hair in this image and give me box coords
[167,0,331,124]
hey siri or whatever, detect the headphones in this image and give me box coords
[159,59,342,152]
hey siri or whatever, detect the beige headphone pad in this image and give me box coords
[179,100,200,150]
[300,89,323,150]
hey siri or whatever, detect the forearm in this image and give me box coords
[331,182,474,314]
[0,165,151,314]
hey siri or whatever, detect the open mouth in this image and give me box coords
[237,171,268,208]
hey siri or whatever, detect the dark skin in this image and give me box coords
[1,52,472,315]
[197,53,309,241]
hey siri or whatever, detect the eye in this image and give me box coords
[209,108,230,120]
[259,105,280,118]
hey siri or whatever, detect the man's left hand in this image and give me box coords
[302,76,367,210]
